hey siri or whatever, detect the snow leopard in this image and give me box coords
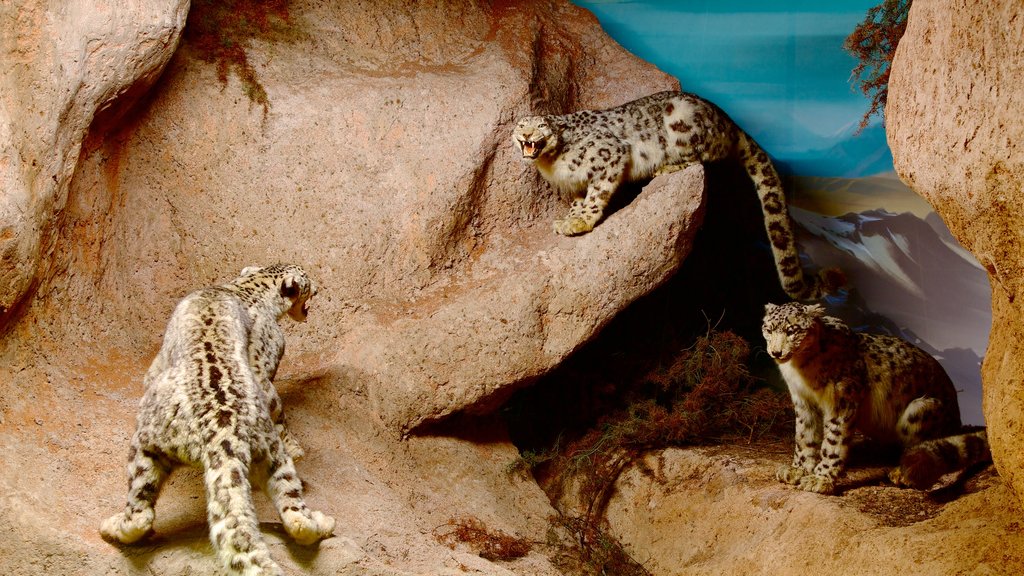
[512,90,843,300]
[762,302,990,494]
[100,264,335,576]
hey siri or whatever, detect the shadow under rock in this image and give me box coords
[503,159,793,457]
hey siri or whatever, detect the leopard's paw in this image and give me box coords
[775,465,808,485]
[99,509,154,544]
[797,473,836,495]
[653,163,686,177]
[282,508,336,546]
[554,216,593,236]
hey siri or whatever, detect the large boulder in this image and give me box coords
[0,0,189,322]
[14,0,692,434]
[886,0,1024,511]
[0,0,704,573]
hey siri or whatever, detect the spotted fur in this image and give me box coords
[512,90,842,300]
[892,429,990,489]
[763,302,989,494]
[100,264,334,575]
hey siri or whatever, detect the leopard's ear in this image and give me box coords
[764,303,778,314]
[240,266,262,277]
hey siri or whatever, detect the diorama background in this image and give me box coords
[572,0,990,425]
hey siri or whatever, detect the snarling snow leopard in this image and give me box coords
[100,264,335,576]
[762,302,990,494]
[512,90,843,300]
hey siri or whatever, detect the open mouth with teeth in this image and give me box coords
[290,295,312,322]
[521,140,542,159]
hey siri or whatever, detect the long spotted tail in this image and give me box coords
[891,429,991,490]
[203,446,283,576]
[736,130,845,300]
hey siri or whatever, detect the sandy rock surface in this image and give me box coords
[886,0,1024,512]
[0,0,189,320]
[606,446,1024,576]
[0,1,692,574]
[3,0,1022,574]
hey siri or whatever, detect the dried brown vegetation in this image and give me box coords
[434,513,649,575]
[515,330,789,518]
[183,0,298,110]
[845,0,912,131]
[545,514,650,576]
[507,329,790,574]
[433,516,533,562]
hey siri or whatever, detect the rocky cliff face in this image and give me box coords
[3,1,1021,575]
[0,0,189,321]
[887,0,1024,512]
[0,1,696,574]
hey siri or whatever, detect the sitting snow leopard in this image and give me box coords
[512,90,843,300]
[100,264,335,576]
[762,302,990,494]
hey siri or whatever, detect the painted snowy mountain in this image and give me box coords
[790,201,991,426]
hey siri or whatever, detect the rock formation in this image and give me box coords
[3,0,1021,574]
[604,447,1024,576]
[0,1,698,573]
[0,0,189,322]
[887,0,1024,512]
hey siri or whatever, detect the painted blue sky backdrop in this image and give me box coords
[573,0,892,177]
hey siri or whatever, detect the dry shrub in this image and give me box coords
[433,514,648,574]
[433,516,532,562]
[505,330,789,574]
[546,514,649,576]
[844,0,912,131]
[516,330,789,523]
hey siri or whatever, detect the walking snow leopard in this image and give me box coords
[512,90,843,301]
[100,264,335,575]
[762,302,990,494]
